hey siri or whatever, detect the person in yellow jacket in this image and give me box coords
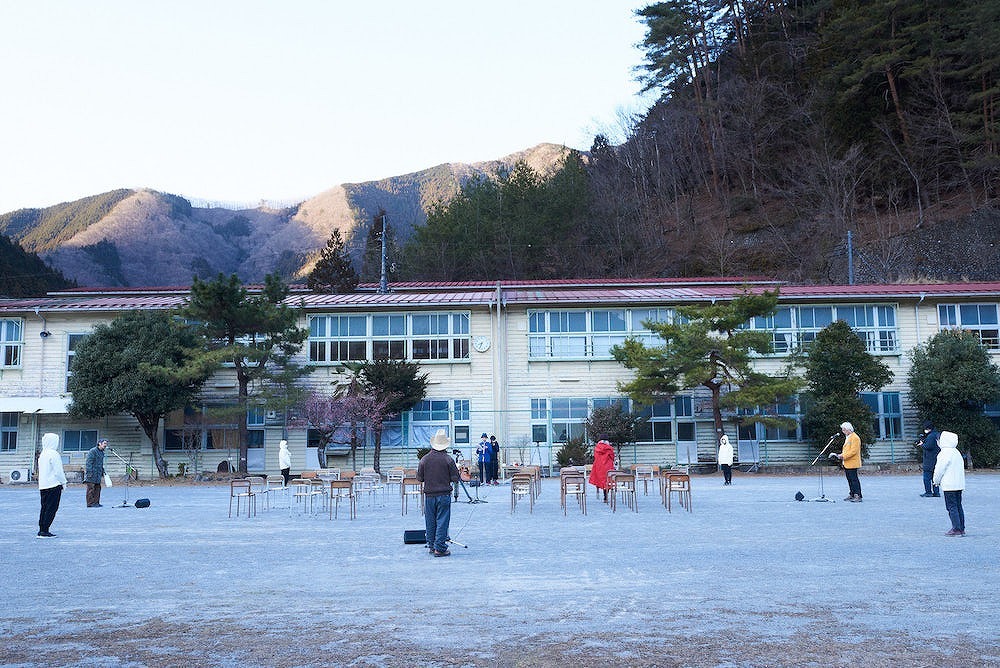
[833,421,863,502]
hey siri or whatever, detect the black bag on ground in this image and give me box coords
[403,529,426,544]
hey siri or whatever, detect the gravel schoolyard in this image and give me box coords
[2,470,998,667]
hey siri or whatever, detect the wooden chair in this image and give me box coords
[663,472,692,513]
[328,479,356,520]
[401,477,423,516]
[289,478,316,515]
[632,464,657,495]
[611,472,638,513]
[510,474,534,514]
[560,473,587,516]
[265,474,288,509]
[228,479,255,518]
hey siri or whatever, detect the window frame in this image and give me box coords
[307,311,471,364]
[0,318,24,368]
[938,303,1000,350]
[0,412,17,451]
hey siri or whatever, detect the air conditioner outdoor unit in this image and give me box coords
[8,468,30,483]
[265,411,279,420]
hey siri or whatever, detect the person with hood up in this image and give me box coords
[832,422,863,502]
[932,430,966,536]
[718,433,734,485]
[918,421,941,497]
[417,429,461,557]
[37,432,68,538]
[589,435,615,503]
[83,438,108,507]
[278,440,292,485]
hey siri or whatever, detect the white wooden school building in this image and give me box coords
[1,277,998,480]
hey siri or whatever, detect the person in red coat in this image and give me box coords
[589,435,615,503]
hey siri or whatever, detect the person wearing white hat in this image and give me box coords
[417,429,461,556]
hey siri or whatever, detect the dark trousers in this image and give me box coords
[721,464,732,484]
[85,482,102,506]
[423,493,452,552]
[922,470,939,495]
[845,468,862,498]
[944,490,965,531]
[281,468,291,485]
[478,462,489,484]
[39,485,63,532]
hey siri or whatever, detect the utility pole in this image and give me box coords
[378,214,389,294]
[847,230,855,285]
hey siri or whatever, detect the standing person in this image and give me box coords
[718,433,734,486]
[932,430,966,536]
[417,429,461,557]
[589,435,615,503]
[37,433,68,538]
[476,433,492,486]
[918,421,941,497]
[489,434,501,484]
[83,438,108,507]
[832,421,863,502]
[278,439,292,485]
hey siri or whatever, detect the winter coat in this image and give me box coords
[932,431,965,492]
[84,446,106,484]
[416,449,461,497]
[589,440,615,490]
[37,434,68,490]
[278,443,291,470]
[718,437,734,467]
[476,439,492,463]
[841,432,862,469]
[920,429,940,472]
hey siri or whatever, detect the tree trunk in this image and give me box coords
[373,426,382,474]
[137,414,168,478]
[237,376,249,475]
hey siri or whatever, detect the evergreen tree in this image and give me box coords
[344,359,428,473]
[180,273,309,474]
[801,320,893,459]
[908,330,1000,467]
[67,311,213,478]
[307,229,358,293]
[613,289,802,437]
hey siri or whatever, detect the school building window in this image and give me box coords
[938,303,1000,350]
[1,412,17,451]
[308,312,470,363]
[861,392,902,440]
[741,305,898,355]
[1,318,23,368]
[65,333,89,391]
[528,308,676,360]
[164,406,264,450]
[63,429,98,452]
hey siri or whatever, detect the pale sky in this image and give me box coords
[0,0,655,213]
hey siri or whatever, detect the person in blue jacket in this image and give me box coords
[918,421,941,497]
[476,433,492,485]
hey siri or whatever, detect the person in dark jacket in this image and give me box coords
[489,435,501,484]
[83,438,108,507]
[417,429,461,557]
[918,421,941,497]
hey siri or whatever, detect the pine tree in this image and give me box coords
[307,229,358,293]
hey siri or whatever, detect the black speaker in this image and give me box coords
[794,491,804,501]
[403,529,426,544]
[134,498,151,508]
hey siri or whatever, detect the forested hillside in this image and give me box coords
[0,235,75,296]
[398,1,999,284]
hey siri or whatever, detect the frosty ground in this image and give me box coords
[2,470,998,668]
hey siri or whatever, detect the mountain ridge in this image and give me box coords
[0,143,573,287]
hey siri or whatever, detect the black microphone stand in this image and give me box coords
[808,434,841,502]
[107,448,134,508]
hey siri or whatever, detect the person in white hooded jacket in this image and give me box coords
[932,430,965,537]
[278,440,292,485]
[718,434,734,485]
[37,432,68,538]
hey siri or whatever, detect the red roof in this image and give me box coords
[2,279,999,314]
